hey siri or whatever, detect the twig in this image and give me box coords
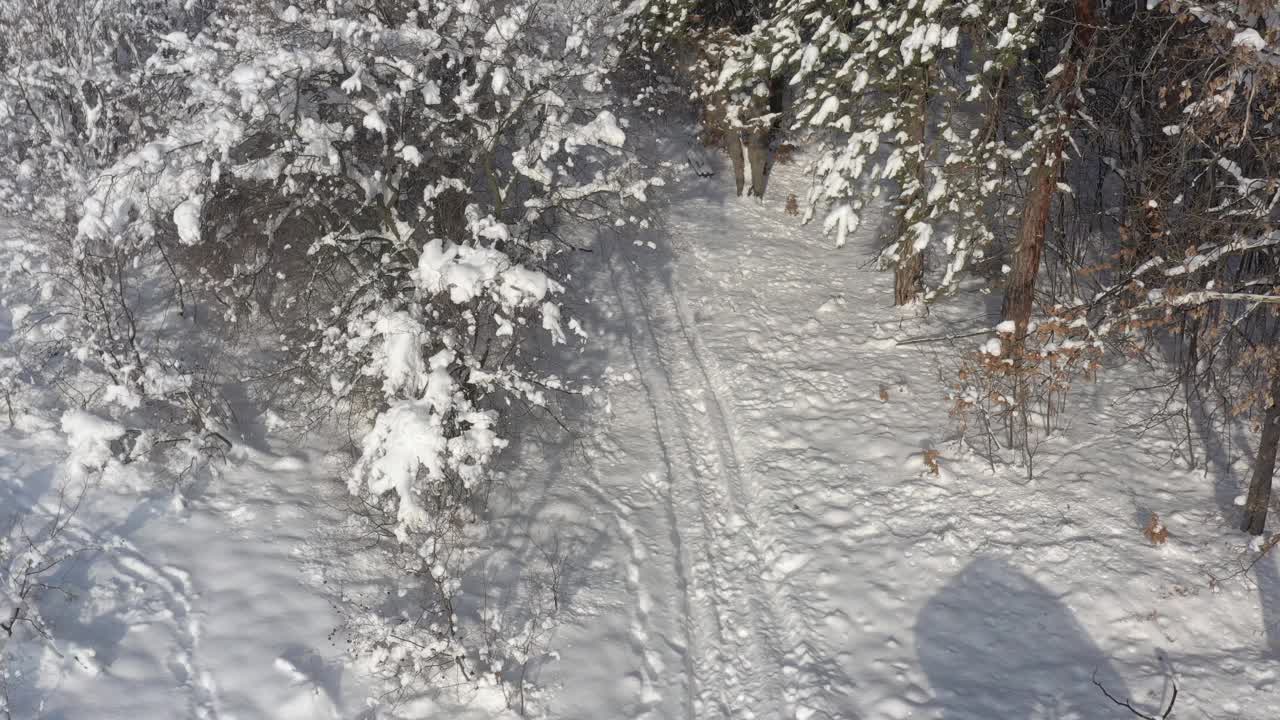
[1204,532,1280,590]
[1093,669,1177,719]
[895,326,1006,346]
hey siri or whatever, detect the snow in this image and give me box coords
[7,131,1280,720]
[475,146,1280,720]
[578,110,627,148]
[0,429,368,718]
[60,409,125,471]
[491,66,510,95]
[373,309,430,396]
[361,108,387,135]
[1234,29,1266,51]
[353,384,454,533]
[173,196,202,245]
[809,95,840,126]
[414,237,560,307]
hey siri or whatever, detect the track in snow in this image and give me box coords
[599,226,823,720]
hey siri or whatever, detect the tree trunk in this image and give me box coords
[761,74,787,181]
[726,131,746,196]
[767,74,785,119]
[895,251,924,305]
[745,78,773,198]
[1243,376,1280,535]
[1001,153,1061,335]
[894,68,929,306]
[1001,0,1099,337]
[746,127,768,197]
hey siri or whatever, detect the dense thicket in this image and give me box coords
[1,0,647,702]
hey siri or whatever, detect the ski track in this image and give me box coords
[602,228,815,719]
[604,238,731,718]
[657,216,840,720]
[577,445,697,720]
[569,151,939,719]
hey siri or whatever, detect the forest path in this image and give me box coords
[531,156,889,719]
[522,145,1280,720]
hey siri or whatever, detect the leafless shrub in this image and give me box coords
[1,478,100,709]
[951,307,1103,478]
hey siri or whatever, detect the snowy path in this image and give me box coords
[593,180,873,720]
[602,223,796,719]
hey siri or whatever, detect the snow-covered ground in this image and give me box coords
[5,144,1280,719]
[493,152,1280,719]
[1,426,367,718]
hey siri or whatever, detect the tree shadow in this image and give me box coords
[1180,373,1245,519]
[36,493,168,670]
[455,445,614,702]
[0,453,180,716]
[916,557,1134,719]
[445,115,748,708]
[1173,361,1280,657]
[1259,550,1280,658]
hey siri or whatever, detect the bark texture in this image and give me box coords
[1001,0,1099,336]
[726,132,746,196]
[1243,376,1280,535]
[746,128,768,197]
[893,67,929,306]
[894,251,924,306]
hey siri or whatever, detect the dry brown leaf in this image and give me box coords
[1143,513,1169,545]
[923,449,941,476]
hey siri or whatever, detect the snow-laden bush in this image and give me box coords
[0,0,203,435]
[4,0,651,703]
